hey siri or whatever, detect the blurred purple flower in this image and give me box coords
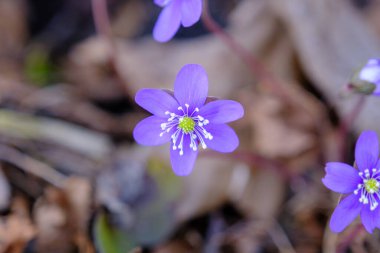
[351,59,380,95]
[322,130,380,233]
[153,0,202,43]
[133,64,244,176]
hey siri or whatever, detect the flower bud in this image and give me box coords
[349,59,380,95]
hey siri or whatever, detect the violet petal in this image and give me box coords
[199,100,244,124]
[174,64,208,112]
[359,59,380,85]
[329,194,361,233]
[133,116,172,146]
[372,84,380,96]
[154,0,170,7]
[153,0,181,42]
[203,124,239,153]
[180,0,202,27]
[361,204,380,233]
[355,130,379,171]
[322,162,361,194]
[170,135,198,176]
[135,89,179,117]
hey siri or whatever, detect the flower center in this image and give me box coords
[365,178,379,193]
[178,117,195,133]
[159,103,213,156]
[354,168,380,211]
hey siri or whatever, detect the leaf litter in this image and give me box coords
[0,0,380,252]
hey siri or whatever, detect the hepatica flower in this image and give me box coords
[153,0,202,42]
[322,131,380,233]
[350,59,380,95]
[133,64,244,176]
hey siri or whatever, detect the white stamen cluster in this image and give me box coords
[354,168,380,211]
[159,103,213,156]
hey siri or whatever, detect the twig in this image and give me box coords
[0,109,112,159]
[322,221,339,253]
[268,221,297,253]
[91,0,113,40]
[91,0,132,97]
[0,144,66,188]
[201,0,290,104]
[204,218,295,253]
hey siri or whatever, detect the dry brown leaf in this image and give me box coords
[249,94,314,158]
[236,168,285,220]
[154,240,194,253]
[268,0,380,132]
[0,196,36,253]
[176,157,236,221]
[64,37,126,101]
[33,177,93,253]
[65,0,277,102]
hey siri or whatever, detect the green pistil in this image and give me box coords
[178,117,195,133]
[365,178,379,193]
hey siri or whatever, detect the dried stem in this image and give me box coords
[201,0,290,104]
[268,221,297,253]
[91,0,113,40]
[91,0,132,97]
[338,95,367,161]
[201,1,302,182]
[0,144,66,188]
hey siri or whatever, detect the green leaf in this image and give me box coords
[24,46,57,86]
[147,156,182,201]
[94,212,135,253]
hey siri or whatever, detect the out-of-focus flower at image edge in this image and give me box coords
[153,0,202,42]
[322,130,380,233]
[349,59,380,95]
[133,64,244,176]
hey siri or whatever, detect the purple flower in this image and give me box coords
[153,0,202,43]
[351,59,380,95]
[322,130,380,233]
[133,64,244,176]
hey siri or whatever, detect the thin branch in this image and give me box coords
[268,221,297,253]
[91,0,132,98]
[201,0,290,104]
[91,0,113,40]
[0,144,66,188]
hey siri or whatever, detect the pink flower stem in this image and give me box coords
[338,95,366,161]
[201,1,304,181]
[91,0,132,97]
[91,0,113,40]
[201,0,290,105]
[336,223,364,253]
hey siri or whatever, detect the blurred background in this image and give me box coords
[1,0,380,252]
